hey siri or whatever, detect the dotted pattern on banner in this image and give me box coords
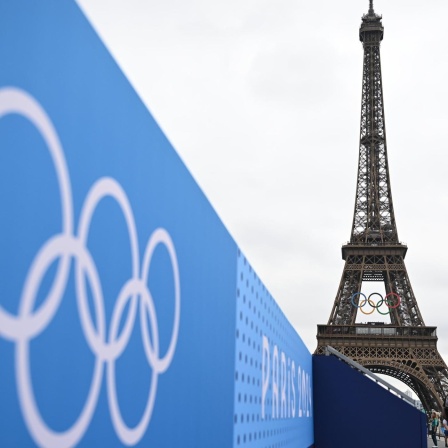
[233,250,313,448]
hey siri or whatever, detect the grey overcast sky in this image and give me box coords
[76,0,448,376]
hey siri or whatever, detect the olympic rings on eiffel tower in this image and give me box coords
[350,292,401,315]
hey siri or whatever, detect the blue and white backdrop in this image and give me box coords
[0,2,313,447]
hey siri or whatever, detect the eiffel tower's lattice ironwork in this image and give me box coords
[315,1,448,412]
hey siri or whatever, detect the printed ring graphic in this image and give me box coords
[0,88,181,448]
[350,292,401,315]
[0,88,73,341]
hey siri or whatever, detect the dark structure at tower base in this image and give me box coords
[316,325,448,411]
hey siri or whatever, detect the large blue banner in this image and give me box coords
[0,2,313,447]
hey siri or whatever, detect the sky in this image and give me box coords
[75,0,448,393]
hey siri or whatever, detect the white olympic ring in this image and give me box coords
[0,87,181,448]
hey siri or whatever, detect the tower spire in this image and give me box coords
[369,0,374,15]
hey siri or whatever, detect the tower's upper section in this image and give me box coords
[349,0,400,246]
[359,1,383,44]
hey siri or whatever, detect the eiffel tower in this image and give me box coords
[315,1,448,412]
